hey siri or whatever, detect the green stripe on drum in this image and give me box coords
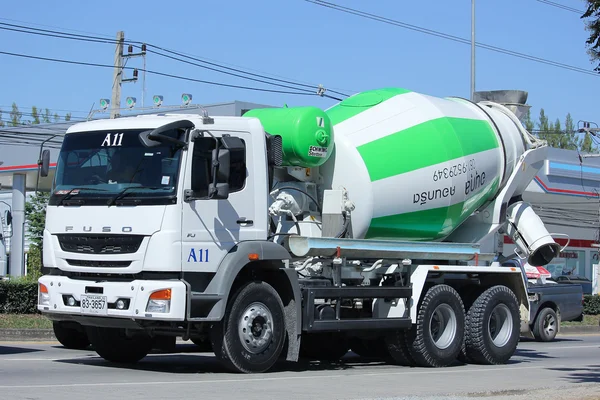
[365,203,465,240]
[326,87,411,125]
[365,177,500,240]
[357,117,499,182]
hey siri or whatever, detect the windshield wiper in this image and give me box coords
[106,186,169,207]
[56,187,108,206]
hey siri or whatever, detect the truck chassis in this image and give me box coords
[40,235,528,373]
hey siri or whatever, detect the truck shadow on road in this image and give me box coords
[52,342,573,374]
[511,348,555,362]
[54,345,549,374]
[547,365,600,384]
[0,345,43,355]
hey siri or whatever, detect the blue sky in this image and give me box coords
[0,0,596,129]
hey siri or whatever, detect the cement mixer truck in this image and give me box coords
[37,87,563,373]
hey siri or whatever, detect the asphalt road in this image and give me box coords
[0,334,599,400]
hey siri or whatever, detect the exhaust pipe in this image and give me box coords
[506,201,562,266]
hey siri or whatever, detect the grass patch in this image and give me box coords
[0,314,53,329]
[562,314,600,327]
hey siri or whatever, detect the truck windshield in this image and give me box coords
[50,129,184,206]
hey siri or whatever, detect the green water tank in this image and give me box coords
[244,106,334,167]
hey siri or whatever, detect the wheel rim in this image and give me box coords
[487,304,513,347]
[238,302,274,354]
[428,303,457,350]
[543,313,556,337]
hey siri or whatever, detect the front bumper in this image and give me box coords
[37,276,187,322]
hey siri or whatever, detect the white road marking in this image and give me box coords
[0,365,552,390]
[535,344,600,350]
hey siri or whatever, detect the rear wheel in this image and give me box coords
[403,284,465,367]
[52,321,90,350]
[86,327,153,363]
[464,285,520,365]
[532,307,558,342]
[385,330,416,366]
[211,281,285,373]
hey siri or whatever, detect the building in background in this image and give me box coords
[502,147,600,281]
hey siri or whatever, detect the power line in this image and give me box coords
[0,17,115,40]
[0,24,117,45]
[144,47,320,95]
[0,50,324,96]
[534,0,584,14]
[304,0,600,77]
[0,21,349,99]
[144,46,350,98]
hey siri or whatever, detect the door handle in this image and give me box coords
[237,219,253,226]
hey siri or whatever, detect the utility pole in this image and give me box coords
[110,31,125,119]
[471,0,476,101]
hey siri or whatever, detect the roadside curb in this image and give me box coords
[0,329,57,342]
[559,325,600,334]
[0,325,598,342]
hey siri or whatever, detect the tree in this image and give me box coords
[582,1,600,69]
[0,109,4,128]
[581,132,595,153]
[24,192,50,280]
[10,102,22,126]
[31,106,40,125]
[65,112,71,122]
[43,108,51,124]
[53,113,59,123]
[529,108,595,151]
[523,108,535,131]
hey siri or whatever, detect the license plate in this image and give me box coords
[80,294,108,315]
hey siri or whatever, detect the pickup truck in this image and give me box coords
[502,258,584,342]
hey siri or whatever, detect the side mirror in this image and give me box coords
[40,150,51,177]
[208,148,230,199]
[185,136,240,201]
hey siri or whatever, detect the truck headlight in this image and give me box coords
[146,288,171,313]
[39,283,50,306]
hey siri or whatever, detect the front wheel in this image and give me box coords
[532,307,558,342]
[52,321,90,350]
[211,281,286,373]
[464,285,520,364]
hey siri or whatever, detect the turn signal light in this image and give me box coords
[39,283,50,306]
[149,289,172,300]
[248,253,260,261]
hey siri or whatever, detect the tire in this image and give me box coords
[464,285,520,365]
[210,281,286,373]
[300,333,349,361]
[384,330,416,366]
[86,326,153,363]
[403,284,465,367]
[532,307,558,342]
[52,321,90,350]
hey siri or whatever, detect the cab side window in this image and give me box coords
[191,138,246,198]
